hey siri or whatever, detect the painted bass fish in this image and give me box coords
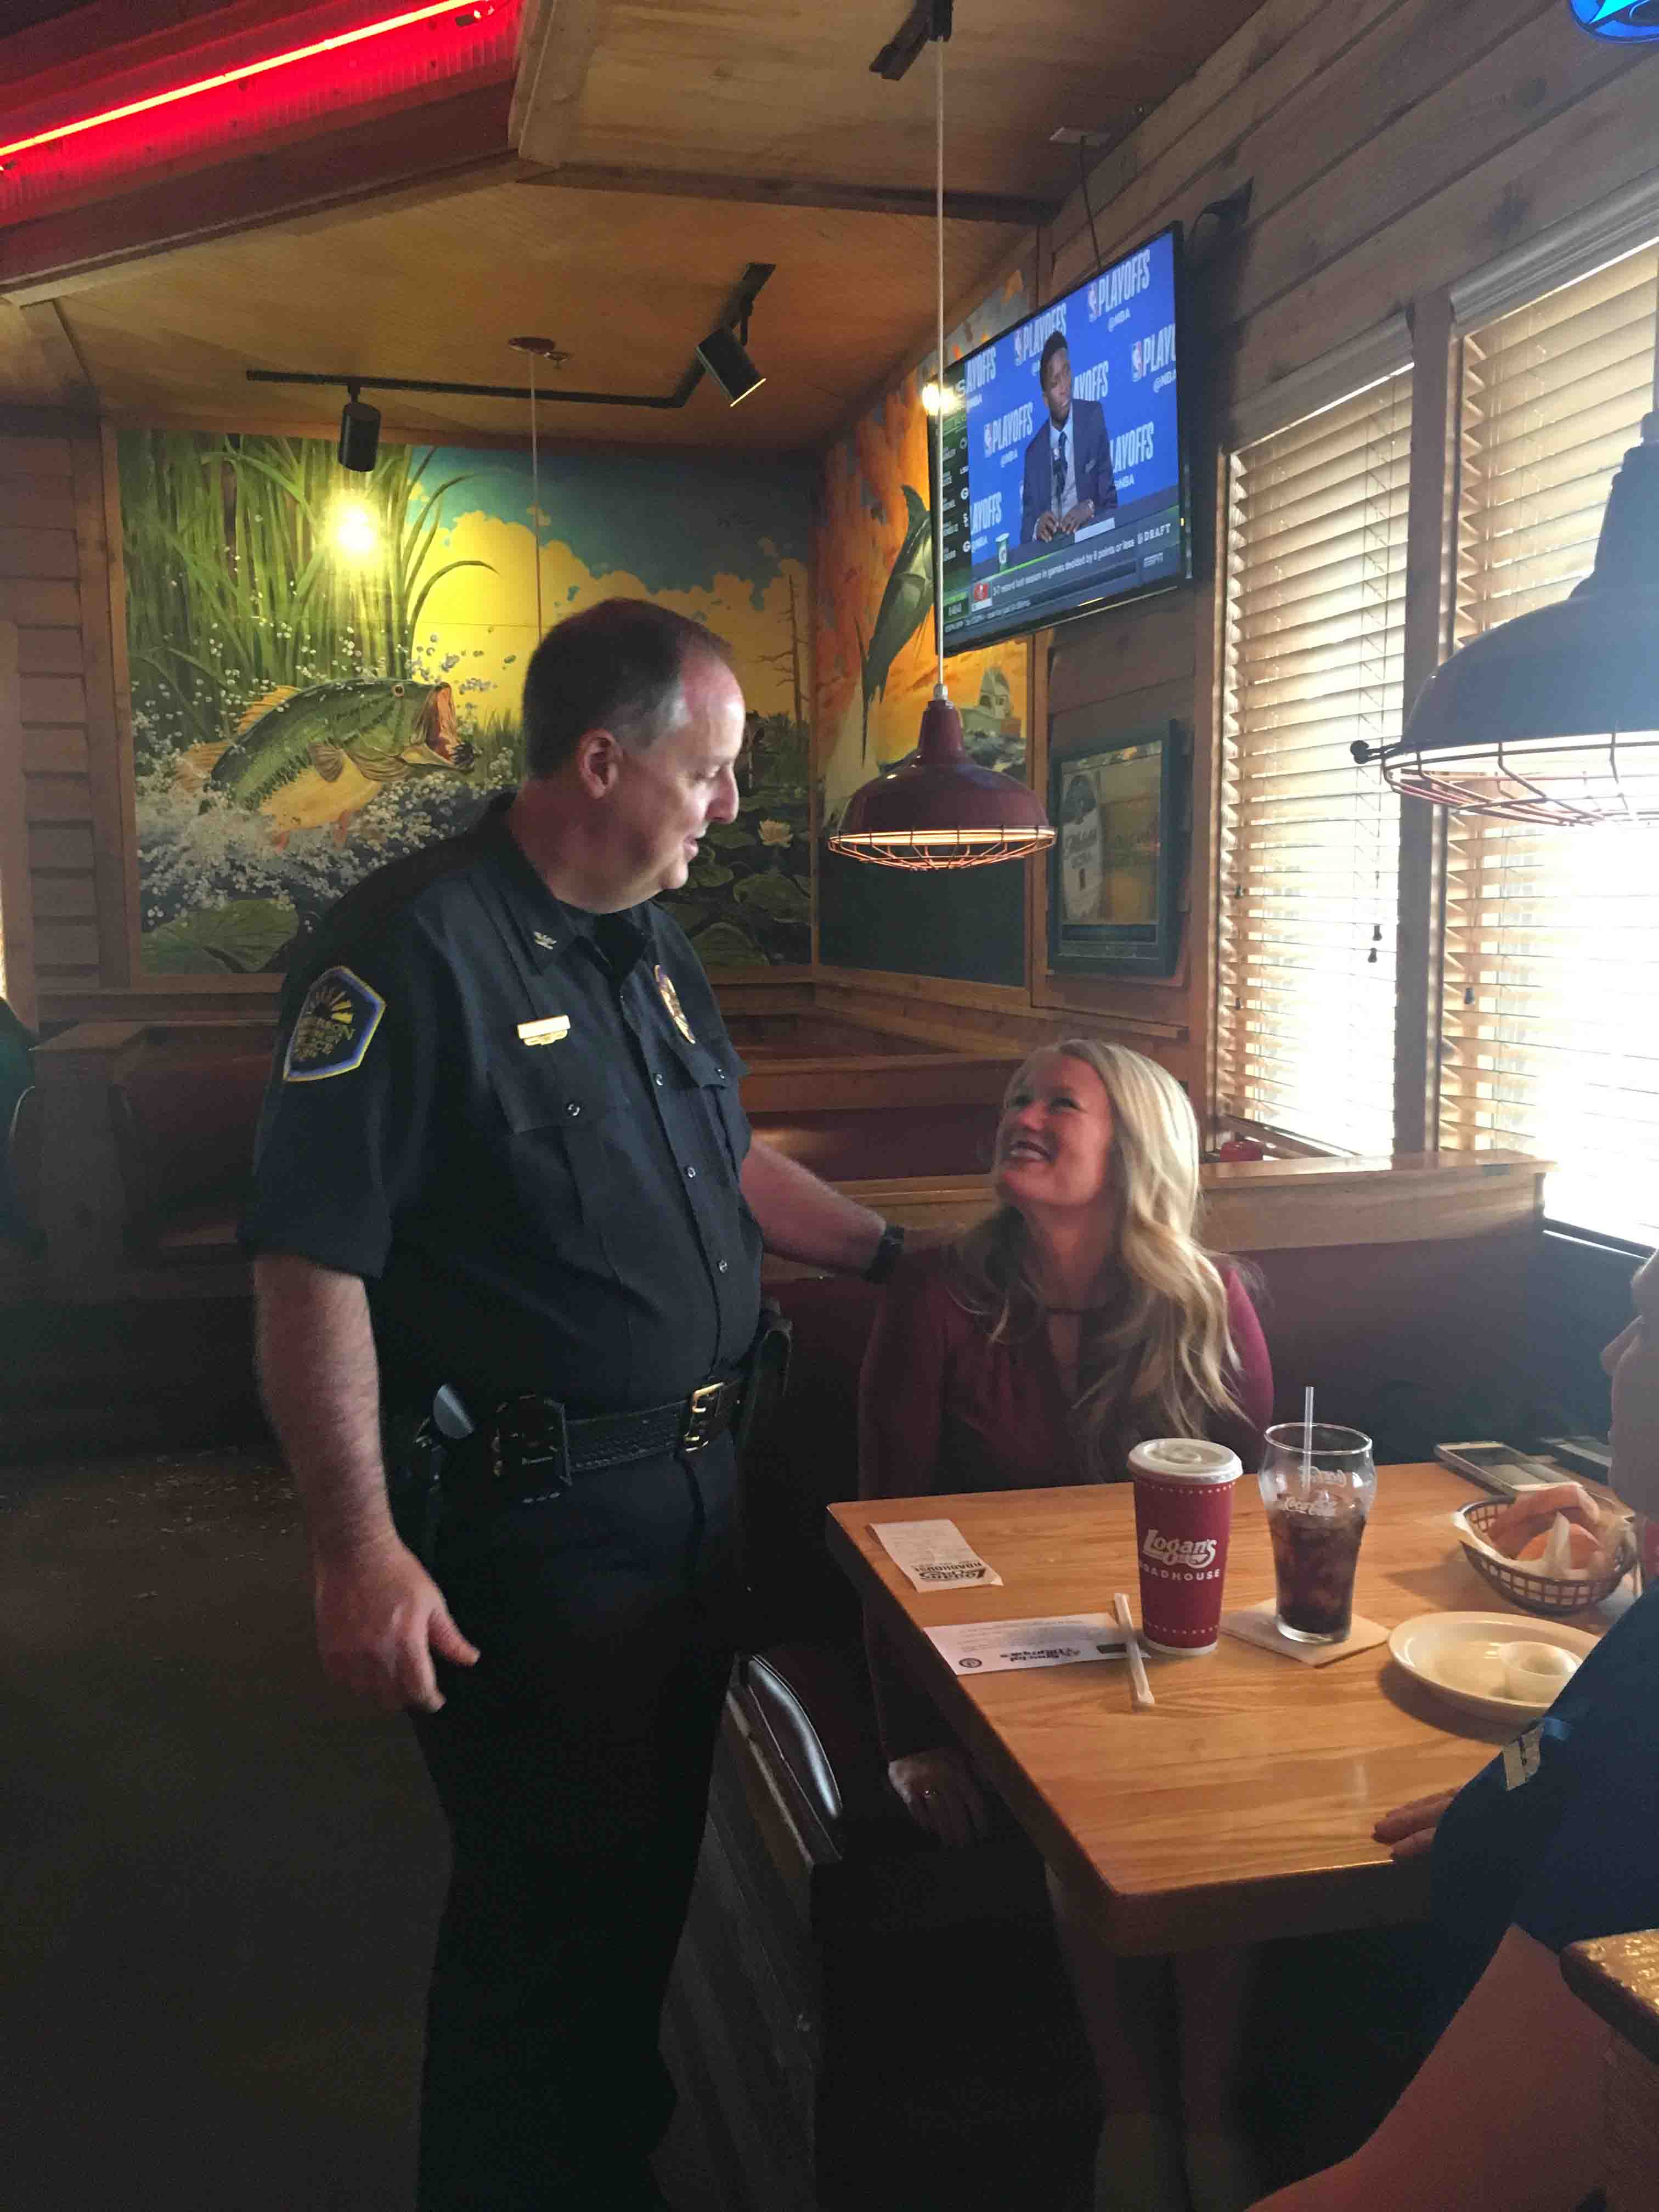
[206,679,474,811]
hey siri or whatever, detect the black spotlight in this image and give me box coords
[337,385,381,472]
[695,324,764,407]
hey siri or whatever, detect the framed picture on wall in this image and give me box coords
[1048,720,1186,978]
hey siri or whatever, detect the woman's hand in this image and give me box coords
[888,1747,989,1848]
[1374,1788,1459,1861]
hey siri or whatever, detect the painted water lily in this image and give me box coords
[759,818,792,847]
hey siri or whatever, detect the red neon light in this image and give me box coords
[0,3,494,166]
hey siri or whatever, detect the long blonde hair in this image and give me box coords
[953,1039,1244,1468]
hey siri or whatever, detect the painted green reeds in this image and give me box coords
[119,430,489,764]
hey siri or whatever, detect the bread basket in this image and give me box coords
[1453,1496,1635,1618]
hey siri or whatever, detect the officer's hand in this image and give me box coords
[887,1747,989,1849]
[312,1539,480,1713]
[1374,1788,1459,1862]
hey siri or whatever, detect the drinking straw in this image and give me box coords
[1114,1592,1155,1711]
[1302,1385,1315,1492]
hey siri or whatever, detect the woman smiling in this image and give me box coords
[859,1039,1273,2212]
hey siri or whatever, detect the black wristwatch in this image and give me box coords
[862,1220,906,1285]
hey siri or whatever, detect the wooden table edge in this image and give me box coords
[825,1500,1440,1955]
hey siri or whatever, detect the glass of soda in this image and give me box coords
[1257,1424,1376,1643]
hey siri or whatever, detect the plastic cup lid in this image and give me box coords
[1127,1438,1243,1484]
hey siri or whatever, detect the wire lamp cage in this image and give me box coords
[1352,269,1659,827]
[827,16,1054,871]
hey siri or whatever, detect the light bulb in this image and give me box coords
[332,499,379,558]
[919,380,960,416]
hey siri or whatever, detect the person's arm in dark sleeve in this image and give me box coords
[1091,411,1117,511]
[245,930,477,1711]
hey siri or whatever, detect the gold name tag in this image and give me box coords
[517,1015,571,1047]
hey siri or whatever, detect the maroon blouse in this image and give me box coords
[857,1245,1274,1757]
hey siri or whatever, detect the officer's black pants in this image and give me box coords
[410,1435,738,2212]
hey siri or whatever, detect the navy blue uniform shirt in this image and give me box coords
[243,793,763,1415]
[1428,1581,1659,2023]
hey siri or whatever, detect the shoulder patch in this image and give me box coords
[283,966,386,1082]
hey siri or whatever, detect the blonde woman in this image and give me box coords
[859,1041,1272,2212]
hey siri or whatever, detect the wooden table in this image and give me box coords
[827,1462,1607,1955]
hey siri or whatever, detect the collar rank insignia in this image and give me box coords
[654,963,696,1045]
[533,930,557,950]
[283,966,385,1083]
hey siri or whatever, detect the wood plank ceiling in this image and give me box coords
[0,0,1267,451]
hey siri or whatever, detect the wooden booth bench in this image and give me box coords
[16,1013,1022,1303]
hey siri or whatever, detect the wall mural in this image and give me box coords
[120,431,813,975]
[815,267,1032,830]
[814,266,1034,984]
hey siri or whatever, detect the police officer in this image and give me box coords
[246,601,901,2211]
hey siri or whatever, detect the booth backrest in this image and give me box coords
[752,1225,1539,1652]
[754,1105,996,1182]
[109,1054,272,1242]
[5,1086,40,1235]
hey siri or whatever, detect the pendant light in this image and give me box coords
[827,16,1055,870]
[1352,280,1659,826]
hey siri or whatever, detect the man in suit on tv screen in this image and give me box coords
[1020,331,1117,546]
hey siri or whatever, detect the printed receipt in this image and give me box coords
[871,1517,1003,1592]
[927,1615,1128,1675]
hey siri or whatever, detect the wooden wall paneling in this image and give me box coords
[1226,53,1659,404]
[1045,0,1415,294]
[1393,289,1457,1156]
[0,621,36,1028]
[1217,6,1645,350]
[1024,628,1052,1000]
[66,426,129,988]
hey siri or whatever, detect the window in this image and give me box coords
[1214,373,1412,1155]
[1438,244,1659,1242]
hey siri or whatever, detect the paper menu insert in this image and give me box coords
[927,1615,1128,1675]
[871,1518,1003,1592]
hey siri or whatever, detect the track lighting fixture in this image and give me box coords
[694,323,765,408]
[337,385,381,472]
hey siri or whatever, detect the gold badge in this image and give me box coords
[654,964,695,1045]
[517,1015,571,1047]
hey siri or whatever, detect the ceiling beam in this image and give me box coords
[517,162,1054,229]
[0,81,516,303]
[510,0,602,168]
[18,298,96,409]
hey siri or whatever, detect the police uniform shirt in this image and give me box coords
[242,793,763,1415]
[1426,1581,1659,2028]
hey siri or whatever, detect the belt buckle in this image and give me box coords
[680,1381,725,1455]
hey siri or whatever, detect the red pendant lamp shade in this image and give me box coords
[828,693,1055,868]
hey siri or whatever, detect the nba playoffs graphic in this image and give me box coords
[940,225,1186,652]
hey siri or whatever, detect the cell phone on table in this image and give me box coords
[1434,1441,1566,1497]
[1539,1434,1613,1482]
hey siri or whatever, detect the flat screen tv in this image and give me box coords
[938,223,1188,655]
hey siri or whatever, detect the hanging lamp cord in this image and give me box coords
[529,352,544,641]
[932,26,946,699]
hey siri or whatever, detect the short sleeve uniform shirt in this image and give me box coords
[1427,1579,1659,2022]
[242,793,763,1415]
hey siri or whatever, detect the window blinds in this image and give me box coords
[1438,244,1659,1243]
[1215,373,1412,1155]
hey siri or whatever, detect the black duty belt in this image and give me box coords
[435,1379,743,1509]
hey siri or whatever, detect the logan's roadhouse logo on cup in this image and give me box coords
[1139,1526,1223,1581]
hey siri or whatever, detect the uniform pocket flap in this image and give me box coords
[488,1049,619,1133]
